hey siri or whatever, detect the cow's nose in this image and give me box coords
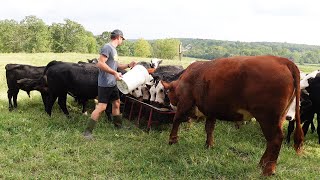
[285,116,293,121]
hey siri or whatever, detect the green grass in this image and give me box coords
[0,53,319,179]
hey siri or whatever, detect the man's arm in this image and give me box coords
[96,54,122,80]
[118,61,137,70]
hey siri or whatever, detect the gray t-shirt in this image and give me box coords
[98,43,119,87]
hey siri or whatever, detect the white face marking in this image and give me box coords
[141,85,150,101]
[300,70,319,89]
[150,58,162,69]
[155,82,165,104]
[286,98,296,121]
[149,84,156,102]
[130,85,142,98]
[145,74,154,85]
[300,72,307,80]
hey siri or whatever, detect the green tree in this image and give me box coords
[117,41,134,56]
[63,19,88,52]
[96,31,111,48]
[0,19,23,52]
[49,23,66,52]
[152,39,180,59]
[49,19,97,53]
[20,16,50,53]
[133,38,151,57]
[86,31,98,53]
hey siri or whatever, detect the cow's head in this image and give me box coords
[150,58,163,68]
[149,84,157,104]
[17,77,48,93]
[161,80,178,110]
[130,86,143,100]
[285,90,312,121]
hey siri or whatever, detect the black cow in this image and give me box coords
[5,64,45,111]
[42,61,99,116]
[286,71,320,144]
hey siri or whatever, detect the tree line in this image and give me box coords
[0,16,180,59]
[1,16,320,63]
[179,39,320,64]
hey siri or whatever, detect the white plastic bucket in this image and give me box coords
[117,65,150,94]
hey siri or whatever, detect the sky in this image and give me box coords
[1,0,320,45]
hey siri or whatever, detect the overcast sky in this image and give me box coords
[1,0,320,45]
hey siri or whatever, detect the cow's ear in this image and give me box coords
[161,81,171,89]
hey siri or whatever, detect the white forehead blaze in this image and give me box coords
[300,70,319,89]
[155,82,165,104]
[149,84,156,102]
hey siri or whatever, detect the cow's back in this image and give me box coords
[5,64,45,88]
[180,56,297,120]
[46,62,98,99]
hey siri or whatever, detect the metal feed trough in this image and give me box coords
[123,96,175,130]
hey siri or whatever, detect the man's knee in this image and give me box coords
[95,103,107,112]
[112,100,120,109]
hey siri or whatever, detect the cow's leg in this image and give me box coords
[57,94,69,116]
[310,121,316,134]
[205,116,216,148]
[257,116,284,176]
[81,99,87,114]
[7,89,13,111]
[12,89,19,108]
[40,92,48,110]
[302,113,314,136]
[169,100,193,145]
[317,113,320,144]
[45,94,58,116]
[286,121,294,144]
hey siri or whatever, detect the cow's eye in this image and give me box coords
[160,89,163,93]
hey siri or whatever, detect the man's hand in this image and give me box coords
[129,61,137,68]
[114,72,123,81]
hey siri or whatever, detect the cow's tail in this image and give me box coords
[288,62,303,153]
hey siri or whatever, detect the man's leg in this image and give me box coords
[112,99,123,128]
[84,103,107,139]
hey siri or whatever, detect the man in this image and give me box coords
[84,29,136,139]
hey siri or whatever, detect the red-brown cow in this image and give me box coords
[162,55,303,176]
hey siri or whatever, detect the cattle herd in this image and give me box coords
[5,55,320,176]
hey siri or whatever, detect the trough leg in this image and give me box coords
[147,109,153,131]
[137,103,143,127]
[129,101,134,121]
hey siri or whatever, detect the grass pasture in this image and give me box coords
[0,53,319,179]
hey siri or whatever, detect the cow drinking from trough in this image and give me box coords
[161,56,303,176]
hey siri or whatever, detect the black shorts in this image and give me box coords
[98,86,120,104]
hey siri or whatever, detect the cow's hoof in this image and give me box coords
[169,136,178,145]
[205,143,213,149]
[262,167,276,176]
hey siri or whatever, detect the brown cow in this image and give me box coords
[162,55,303,176]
